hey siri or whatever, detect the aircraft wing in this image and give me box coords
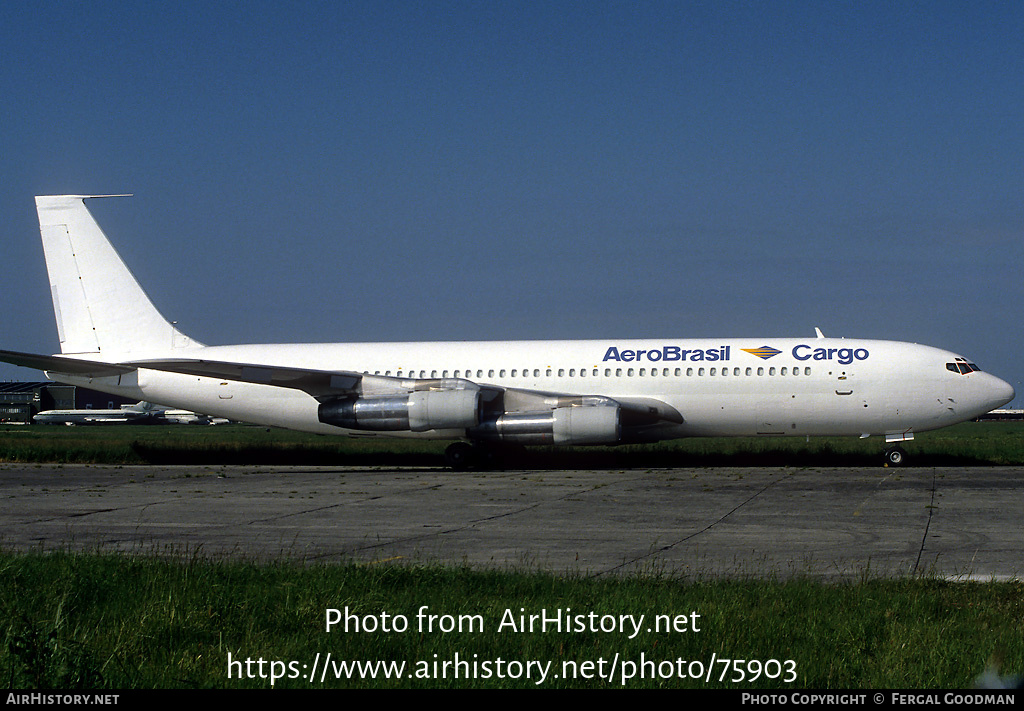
[129,357,683,428]
[2,350,683,432]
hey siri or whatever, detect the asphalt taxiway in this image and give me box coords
[1,464,1021,579]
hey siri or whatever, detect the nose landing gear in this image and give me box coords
[884,445,906,467]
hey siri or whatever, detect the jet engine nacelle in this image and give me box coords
[319,390,480,432]
[471,405,621,445]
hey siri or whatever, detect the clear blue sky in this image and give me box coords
[1,1,1020,405]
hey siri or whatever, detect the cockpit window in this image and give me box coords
[946,358,982,375]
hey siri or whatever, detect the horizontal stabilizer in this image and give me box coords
[0,349,136,377]
[128,358,362,398]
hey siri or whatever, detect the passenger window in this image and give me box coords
[698,368,705,376]
[686,368,693,376]
[769,367,776,375]
[757,367,764,376]
[781,367,787,376]
[710,368,717,376]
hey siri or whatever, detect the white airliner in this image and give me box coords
[0,195,1014,467]
[33,401,161,425]
[33,401,221,426]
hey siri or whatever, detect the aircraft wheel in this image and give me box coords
[445,442,477,470]
[884,446,906,467]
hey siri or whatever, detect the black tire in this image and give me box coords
[885,446,906,467]
[445,442,477,470]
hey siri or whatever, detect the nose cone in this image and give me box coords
[983,373,1015,412]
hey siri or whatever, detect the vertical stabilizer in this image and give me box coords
[36,195,201,357]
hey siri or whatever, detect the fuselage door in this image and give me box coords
[834,369,854,396]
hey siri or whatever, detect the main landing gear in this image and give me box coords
[444,442,477,470]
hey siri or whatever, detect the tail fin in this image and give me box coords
[35,195,202,357]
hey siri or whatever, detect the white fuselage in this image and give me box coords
[50,337,1014,442]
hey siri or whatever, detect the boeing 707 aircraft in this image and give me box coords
[0,195,1014,468]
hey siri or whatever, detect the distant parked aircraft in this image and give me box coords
[33,400,222,425]
[33,401,161,425]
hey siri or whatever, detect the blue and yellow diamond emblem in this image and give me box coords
[742,346,782,360]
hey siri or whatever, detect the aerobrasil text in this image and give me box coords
[602,346,730,363]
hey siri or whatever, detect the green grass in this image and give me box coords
[0,421,1021,466]
[2,551,1022,689]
